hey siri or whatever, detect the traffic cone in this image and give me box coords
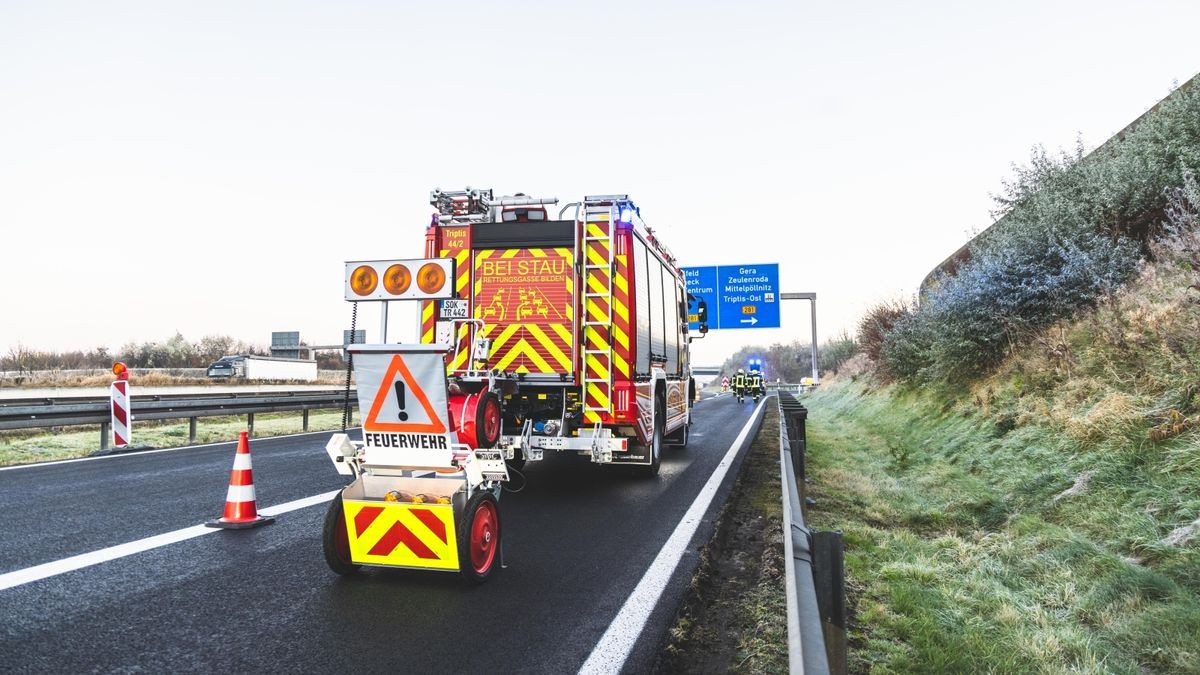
[206,431,274,529]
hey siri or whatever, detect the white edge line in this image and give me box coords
[579,398,768,675]
[0,428,360,472]
[0,490,340,592]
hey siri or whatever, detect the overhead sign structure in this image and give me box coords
[683,263,780,330]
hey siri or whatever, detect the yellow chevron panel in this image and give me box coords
[551,323,573,344]
[495,339,553,373]
[613,323,630,348]
[586,300,608,323]
[526,324,571,371]
[612,296,629,321]
[586,246,608,268]
[585,354,610,381]
[586,273,610,296]
[614,260,628,292]
[584,328,607,351]
[585,383,610,409]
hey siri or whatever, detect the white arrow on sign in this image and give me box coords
[740,317,759,325]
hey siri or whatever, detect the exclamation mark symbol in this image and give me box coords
[394,381,409,421]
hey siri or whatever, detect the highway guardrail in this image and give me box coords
[0,389,357,451]
[778,392,846,674]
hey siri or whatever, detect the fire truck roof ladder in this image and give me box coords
[430,187,494,223]
[581,201,616,422]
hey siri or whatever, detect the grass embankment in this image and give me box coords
[803,379,1200,673]
[0,410,359,466]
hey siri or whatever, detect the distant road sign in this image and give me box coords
[682,263,779,330]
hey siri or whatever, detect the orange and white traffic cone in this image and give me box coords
[206,431,274,530]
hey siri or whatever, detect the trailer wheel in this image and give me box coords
[458,491,501,584]
[635,398,664,478]
[322,495,360,576]
[476,392,502,448]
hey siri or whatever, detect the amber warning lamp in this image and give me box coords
[344,258,455,301]
[112,362,129,381]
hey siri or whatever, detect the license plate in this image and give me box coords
[440,299,469,319]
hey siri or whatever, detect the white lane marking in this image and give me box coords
[0,429,357,472]
[0,490,340,591]
[579,398,768,674]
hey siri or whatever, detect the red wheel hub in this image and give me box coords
[469,501,498,574]
[481,397,501,446]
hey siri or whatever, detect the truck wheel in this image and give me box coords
[458,491,501,584]
[322,495,360,576]
[635,399,664,478]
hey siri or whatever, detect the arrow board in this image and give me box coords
[350,347,455,466]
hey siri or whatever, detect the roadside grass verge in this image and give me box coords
[802,380,1200,674]
[656,407,788,673]
[0,410,359,466]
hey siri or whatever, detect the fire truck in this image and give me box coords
[420,188,701,477]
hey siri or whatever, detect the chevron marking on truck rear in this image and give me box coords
[474,247,574,375]
[583,220,614,424]
[612,245,632,382]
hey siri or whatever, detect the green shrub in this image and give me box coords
[882,80,1200,386]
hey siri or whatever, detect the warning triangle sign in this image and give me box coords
[361,354,448,433]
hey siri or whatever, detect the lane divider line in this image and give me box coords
[0,490,340,592]
[579,398,768,674]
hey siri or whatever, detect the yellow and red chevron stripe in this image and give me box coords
[612,232,632,383]
[420,226,473,373]
[473,248,573,374]
[342,500,459,570]
[583,221,614,424]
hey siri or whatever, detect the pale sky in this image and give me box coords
[2,1,1198,367]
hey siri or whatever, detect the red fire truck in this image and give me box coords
[422,189,701,476]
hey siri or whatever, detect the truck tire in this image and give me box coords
[322,495,361,576]
[458,491,501,584]
[635,398,664,478]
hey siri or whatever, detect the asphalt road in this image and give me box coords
[0,392,766,674]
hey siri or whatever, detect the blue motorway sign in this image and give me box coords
[682,263,779,330]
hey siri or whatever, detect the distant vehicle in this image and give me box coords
[206,355,242,378]
[205,355,317,381]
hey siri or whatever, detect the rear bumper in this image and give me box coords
[500,432,630,463]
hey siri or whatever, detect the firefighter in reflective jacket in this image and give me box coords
[732,368,747,402]
[748,369,765,401]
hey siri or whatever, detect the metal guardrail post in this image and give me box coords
[812,531,848,674]
[188,417,198,444]
[303,409,310,432]
[247,413,255,437]
[100,422,110,451]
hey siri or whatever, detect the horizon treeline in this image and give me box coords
[1,333,348,372]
